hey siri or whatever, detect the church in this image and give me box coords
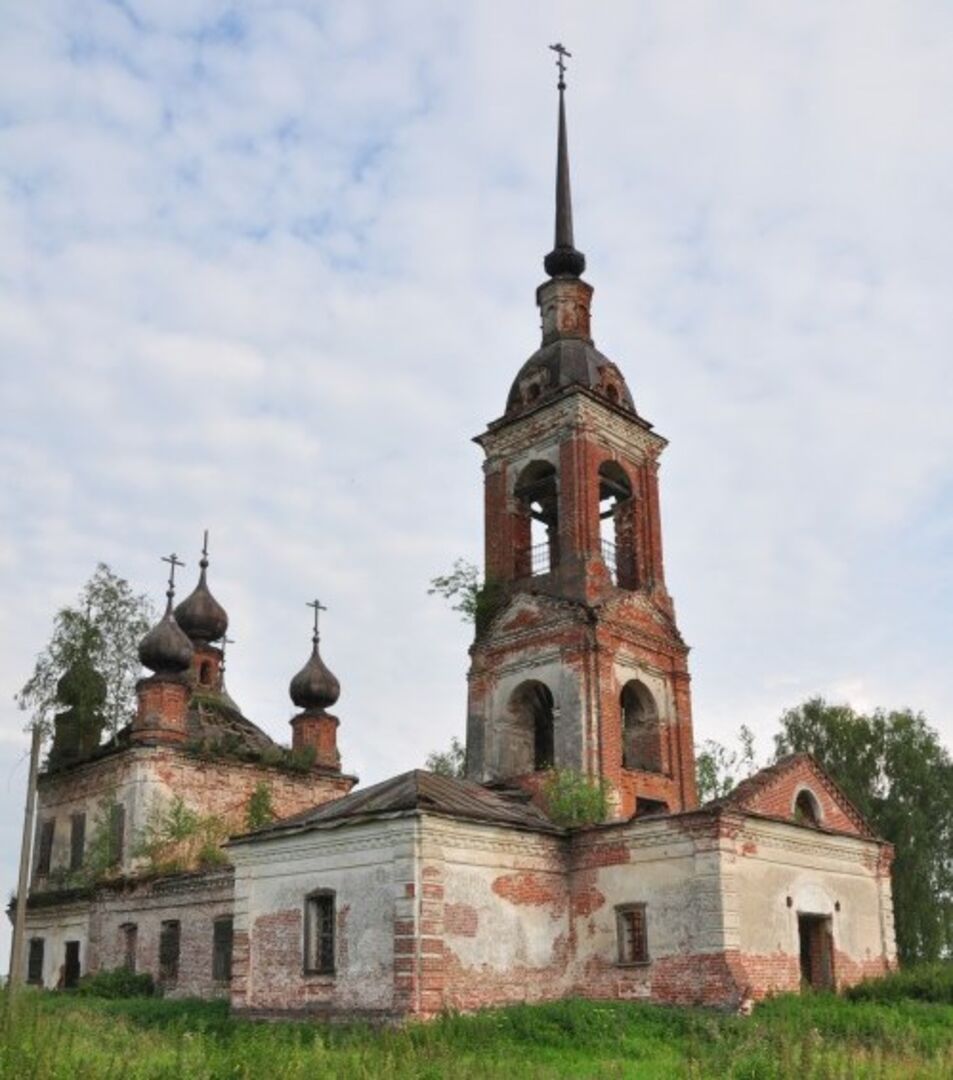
[14,66,896,1018]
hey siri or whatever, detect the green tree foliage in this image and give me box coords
[695,724,758,802]
[539,769,610,828]
[775,697,953,965]
[425,736,467,778]
[427,559,505,637]
[134,796,229,875]
[245,781,275,831]
[16,563,155,741]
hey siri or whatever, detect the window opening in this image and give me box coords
[305,892,336,974]
[27,938,44,985]
[69,812,86,872]
[599,462,636,588]
[794,790,821,827]
[120,923,137,972]
[616,904,649,964]
[514,461,559,577]
[110,804,125,867]
[507,680,556,773]
[635,797,669,817]
[159,920,181,985]
[213,917,234,982]
[621,680,664,773]
[37,820,55,876]
[199,660,213,686]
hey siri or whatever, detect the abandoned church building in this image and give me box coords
[14,73,896,1017]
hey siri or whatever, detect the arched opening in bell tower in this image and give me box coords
[504,680,556,774]
[621,679,664,773]
[599,461,637,589]
[514,461,559,578]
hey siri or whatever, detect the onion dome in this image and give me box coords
[290,601,340,711]
[139,553,194,675]
[174,532,228,644]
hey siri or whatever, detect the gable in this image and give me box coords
[487,592,583,637]
[719,754,874,838]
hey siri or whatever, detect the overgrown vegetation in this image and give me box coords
[186,733,317,774]
[428,559,505,637]
[134,796,230,875]
[425,736,466,778]
[539,769,609,827]
[845,961,953,1006]
[75,968,155,999]
[245,781,275,831]
[3,981,953,1079]
[695,724,757,802]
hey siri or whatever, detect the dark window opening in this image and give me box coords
[27,938,44,985]
[213,917,234,982]
[199,661,213,686]
[616,904,649,964]
[599,461,636,589]
[798,914,834,991]
[69,812,86,872]
[508,680,556,773]
[514,461,559,578]
[305,892,336,975]
[635,797,669,817]
[37,820,55,877]
[794,790,821,827]
[621,680,664,773]
[120,923,137,972]
[159,920,180,985]
[109,804,125,867]
[63,941,81,990]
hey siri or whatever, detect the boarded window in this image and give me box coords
[213,917,233,982]
[616,904,649,964]
[159,920,180,984]
[27,938,44,985]
[70,813,86,872]
[304,892,335,974]
[37,820,55,876]
[110,804,125,866]
[120,923,137,972]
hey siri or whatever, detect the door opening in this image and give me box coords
[63,940,81,990]
[797,914,834,991]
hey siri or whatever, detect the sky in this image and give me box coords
[1,1,951,968]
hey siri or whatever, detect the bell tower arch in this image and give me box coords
[465,65,697,818]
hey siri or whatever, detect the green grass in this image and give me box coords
[2,985,952,1079]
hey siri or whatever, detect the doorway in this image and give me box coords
[797,914,834,991]
[63,940,81,990]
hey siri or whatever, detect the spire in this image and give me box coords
[544,44,586,279]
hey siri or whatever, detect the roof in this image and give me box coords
[234,769,560,842]
[706,752,875,838]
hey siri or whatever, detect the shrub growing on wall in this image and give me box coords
[539,769,609,828]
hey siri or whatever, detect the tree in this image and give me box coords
[425,736,466,778]
[695,725,758,803]
[427,559,504,637]
[16,563,155,743]
[775,697,953,965]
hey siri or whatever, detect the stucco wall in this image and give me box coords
[229,818,414,1017]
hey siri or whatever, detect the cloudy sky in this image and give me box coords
[1,1,951,965]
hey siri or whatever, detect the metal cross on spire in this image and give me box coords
[306,599,328,643]
[549,42,571,90]
[161,553,185,599]
[201,528,210,562]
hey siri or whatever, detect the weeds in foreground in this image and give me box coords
[1,986,952,1079]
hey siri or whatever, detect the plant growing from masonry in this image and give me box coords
[16,563,155,741]
[539,769,609,828]
[245,781,275,831]
[425,736,467,778]
[134,796,231,876]
[428,559,505,637]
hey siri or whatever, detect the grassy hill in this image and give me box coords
[2,967,952,1078]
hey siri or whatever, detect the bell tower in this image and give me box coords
[466,50,697,818]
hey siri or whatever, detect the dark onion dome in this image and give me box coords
[56,658,107,708]
[139,604,193,675]
[290,636,340,712]
[175,545,228,644]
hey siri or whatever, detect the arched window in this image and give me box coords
[199,661,213,687]
[621,680,663,773]
[794,789,822,827]
[598,461,636,589]
[514,461,559,578]
[506,680,555,773]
